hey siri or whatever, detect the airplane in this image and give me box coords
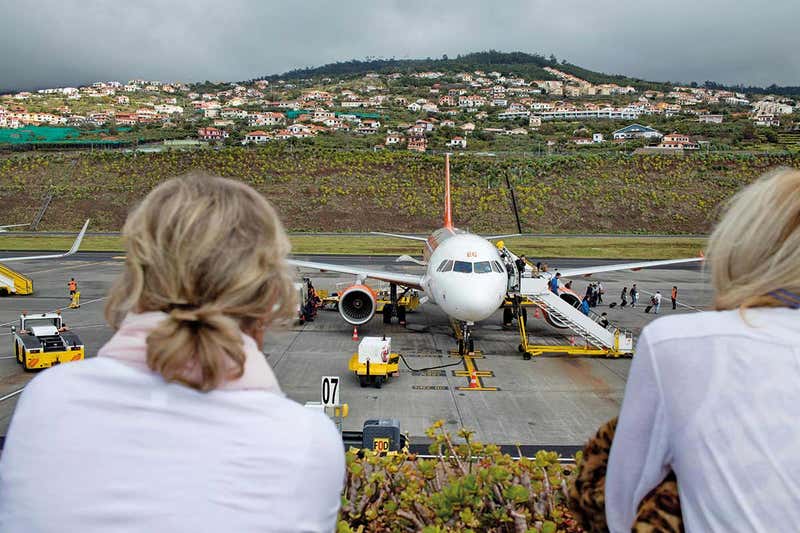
[288,155,702,354]
[0,224,30,233]
[0,220,90,262]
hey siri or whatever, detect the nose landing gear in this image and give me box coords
[457,321,475,356]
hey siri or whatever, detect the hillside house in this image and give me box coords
[658,132,699,150]
[407,136,427,152]
[198,127,228,141]
[243,131,270,144]
[385,132,404,145]
[448,136,467,148]
[612,124,662,140]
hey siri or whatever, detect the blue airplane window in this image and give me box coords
[453,261,472,273]
[474,261,492,274]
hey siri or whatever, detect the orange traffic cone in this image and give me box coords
[569,335,575,346]
[469,372,479,389]
[533,306,541,319]
[352,326,359,342]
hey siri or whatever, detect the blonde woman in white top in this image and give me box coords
[606,168,800,532]
[0,174,345,532]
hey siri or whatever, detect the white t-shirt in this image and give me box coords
[606,307,800,532]
[0,358,345,532]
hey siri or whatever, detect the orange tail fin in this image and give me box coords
[443,153,453,229]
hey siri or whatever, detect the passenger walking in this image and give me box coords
[515,254,528,286]
[671,286,678,310]
[67,277,77,299]
[653,291,662,314]
[0,173,345,532]
[620,286,628,307]
[630,284,638,308]
[597,282,604,304]
[580,296,590,316]
[549,272,561,293]
[606,168,800,532]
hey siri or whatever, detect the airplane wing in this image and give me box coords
[0,219,90,263]
[288,258,425,289]
[369,231,428,242]
[555,255,704,278]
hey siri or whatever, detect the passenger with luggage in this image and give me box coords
[630,284,638,308]
[620,286,628,307]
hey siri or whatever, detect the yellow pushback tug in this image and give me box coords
[12,312,85,371]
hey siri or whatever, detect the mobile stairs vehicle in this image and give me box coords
[348,336,400,388]
[12,312,85,371]
[512,276,634,359]
[0,263,33,296]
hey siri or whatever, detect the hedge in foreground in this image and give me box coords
[338,421,582,533]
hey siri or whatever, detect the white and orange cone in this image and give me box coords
[469,372,479,389]
[352,326,359,342]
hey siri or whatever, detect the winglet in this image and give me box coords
[443,153,453,229]
[66,219,90,256]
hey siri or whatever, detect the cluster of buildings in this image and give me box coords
[1,67,798,151]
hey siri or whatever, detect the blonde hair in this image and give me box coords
[106,172,296,391]
[706,168,800,311]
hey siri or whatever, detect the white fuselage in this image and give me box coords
[420,228,508,323]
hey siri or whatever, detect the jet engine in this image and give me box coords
[542,288,582,329]
[338,284,377,325]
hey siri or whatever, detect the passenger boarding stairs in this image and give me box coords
[519,277,634,354]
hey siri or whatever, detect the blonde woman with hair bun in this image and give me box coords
[0,173,345,532]
[606,168,800,532]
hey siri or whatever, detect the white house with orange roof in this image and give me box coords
[243,131,271,144]
[447,136,467,149]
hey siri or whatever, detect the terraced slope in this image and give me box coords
[1,148,797,233]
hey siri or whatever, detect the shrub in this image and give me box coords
[338,421,581,532]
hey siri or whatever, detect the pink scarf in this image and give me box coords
[97,311,282,393]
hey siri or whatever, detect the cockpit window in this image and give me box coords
[491,261,504,273]
[437,260,454,272]
[474,261,492,274]
[452,261,473,273]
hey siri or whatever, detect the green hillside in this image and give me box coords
[1,148,797,234]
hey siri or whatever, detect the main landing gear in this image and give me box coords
[457,321,475,356]
[382,283,408,326]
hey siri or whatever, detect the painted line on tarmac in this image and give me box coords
[24,260,113,276]
[0,388,24,403]
[0,296,107,327]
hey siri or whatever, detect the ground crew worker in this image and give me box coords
[68,278,78,299]
[620,286,628,307]
[671,286,678,310]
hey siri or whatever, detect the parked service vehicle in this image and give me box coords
[12,312,84,371]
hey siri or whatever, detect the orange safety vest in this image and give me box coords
[68,281,77,291]
[671,287,677,299]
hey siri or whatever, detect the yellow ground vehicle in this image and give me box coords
[12,312,85,371]
[0,263,33,296]
[348,337,400,388]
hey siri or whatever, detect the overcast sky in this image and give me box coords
[2,0,798,92]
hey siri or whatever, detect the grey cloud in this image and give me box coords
[1,0,798,92]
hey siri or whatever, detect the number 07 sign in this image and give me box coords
[321,376,340,407]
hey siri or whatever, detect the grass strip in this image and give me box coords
[0,234,707,260]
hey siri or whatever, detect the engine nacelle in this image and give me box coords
[542,288,582,329]
[338,284,377,325]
